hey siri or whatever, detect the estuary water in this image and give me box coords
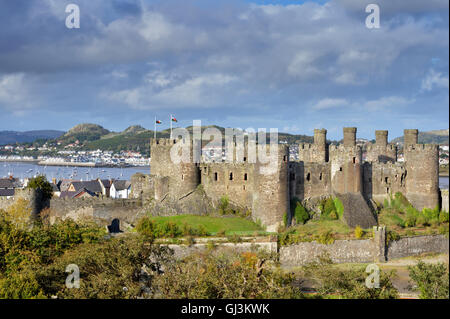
[1,162,149,181]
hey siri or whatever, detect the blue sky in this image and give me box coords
[0,0,448,140]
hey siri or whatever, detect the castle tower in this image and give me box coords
[366,130,397,163]
[298,128,328,163]
[404,143,440,210]
[343,127,357,147]
[151,138,200,200]
[375,130,388,147]
[252,144,289,232]
[404,129,418,147]
[329,127,362,194]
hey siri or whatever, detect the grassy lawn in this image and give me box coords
[146,215,267,236]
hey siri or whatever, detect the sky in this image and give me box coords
[0,0,448,140]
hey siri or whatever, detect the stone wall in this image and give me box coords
[48,197,147,228]
[164,240,277,260]
[441,189,449,213]
[280,239,375,267]
[386,235,449,260]
[363,162,406,204]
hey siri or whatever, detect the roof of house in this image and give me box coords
[70,180,103,193]
[0,178,14,189]
[50,183,60,192]
[112,180,131,191]
[98,179,112,188]
[59,179,74,192]
[73,188,97,198]
[0,189,15,197]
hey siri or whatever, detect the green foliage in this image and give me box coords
[408,261,449,299]
[27,175,53,201]
[154,250,303,299]
[218,196,230,215]
[136,216,212,239]
[317,230,335,245]
[302,255,398,299]
[294,203,310,225]
[386,230,400,244]
[380,192,449,231]
[333,198,344,219]
[320,198,339,221]
[283,213,288,227]
[354,226,364,239]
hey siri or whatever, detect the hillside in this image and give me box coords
[392,129,449,145]
[57,124,110,145]
[0,130,64,145]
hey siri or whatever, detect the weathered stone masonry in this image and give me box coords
[144,127,441,231]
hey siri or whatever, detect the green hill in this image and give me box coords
[392,129,449,145]
[57,124,110,145]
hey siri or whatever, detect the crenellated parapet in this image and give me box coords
[366,130,397,163]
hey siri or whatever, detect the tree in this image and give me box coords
[408,261,449,299]
[27,175,53,201]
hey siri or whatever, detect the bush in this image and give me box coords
[333,198,344,219]
[354,226,364,239]
[408,261,449,299]
[302,255,398,299]
[320,198,339,220]
[317,230,334,245]
[439,211,449,224]
[154,250,303,299]
[218,196,230,215]
[294,203,310,225]
[27,175,54,201]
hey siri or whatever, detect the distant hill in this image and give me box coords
[57,124,110,145]
[392,129,449,145]
[0,130,64,145]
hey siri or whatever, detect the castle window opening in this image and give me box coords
[352,157,356,164]
[319,173,322,181]
[385,177,389,183]
[243,185,246,190]
[386,187,390,194]
[283,155,287,162]
[244,173,248,181]
[182,175,184,180]
[229,172,233,181]
[214,172,218,181]
[243,157,247,162]
[339,167,342,172]
[306,173,311,182]
[156,140,159,145]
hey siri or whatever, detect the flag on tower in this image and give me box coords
[156,120,162,124]
[171,116,178,122]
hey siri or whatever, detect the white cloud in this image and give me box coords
[0,73,37,113]
[421,69,449,91]
[313,98,350,110]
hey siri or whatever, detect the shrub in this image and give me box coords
[408,261,449,299]
[302,256,398,299]
[154,250,303,299]
[439,211,449,224]
[317,230,334,245]
[294,203,310,225]
[136,217,156,240]
[320,198,339,220]
[218,196,230,215]
[354,226,364,239]
[333,198,344,219]
[27,175,54,201]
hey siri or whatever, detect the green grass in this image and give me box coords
[145,215,266,236]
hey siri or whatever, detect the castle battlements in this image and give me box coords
[148,127,441,231]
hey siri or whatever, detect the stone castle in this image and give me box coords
[142,127,440,232]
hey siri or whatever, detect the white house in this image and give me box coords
[110,180,131,199]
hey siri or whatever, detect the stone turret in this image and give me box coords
[298,128,328,163]
[375,130,388,147]
[343,127,357,147]
[366,130,397,163]
[404,129,418,147]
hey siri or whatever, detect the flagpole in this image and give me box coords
[170,114,173,139]
[154,116,156,140]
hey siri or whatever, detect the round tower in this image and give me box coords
[252,144,289,232]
